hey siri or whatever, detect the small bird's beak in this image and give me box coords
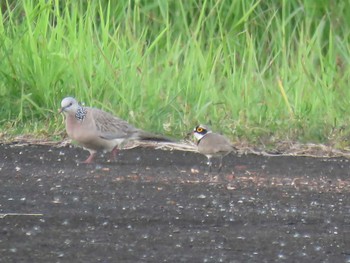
[185,130,194,139]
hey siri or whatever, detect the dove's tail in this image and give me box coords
[136,130,176,143]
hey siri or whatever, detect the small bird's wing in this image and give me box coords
[212,138,235,153]
[199,133,235,154]
[91,108,137,140]
[217,135,236,152]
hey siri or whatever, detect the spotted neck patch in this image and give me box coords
[75,106,87,121]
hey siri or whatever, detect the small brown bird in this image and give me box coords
[60,97,172,163]
[191,125,235,172]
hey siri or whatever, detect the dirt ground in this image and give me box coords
[0,142,350,262]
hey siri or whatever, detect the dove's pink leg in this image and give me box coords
[82,152,96,164]
[110,146,119,160]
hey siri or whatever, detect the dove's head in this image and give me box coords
[59,97,80,114]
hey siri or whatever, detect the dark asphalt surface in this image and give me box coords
[0,143,350,262]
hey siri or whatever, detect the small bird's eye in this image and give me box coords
[197,127,203,132]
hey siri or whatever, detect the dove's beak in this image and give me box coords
[58,107,65,114]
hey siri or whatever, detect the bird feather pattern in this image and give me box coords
[91,108,137,140]
[60,96,173,163]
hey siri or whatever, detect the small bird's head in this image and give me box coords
[59,97,79,114]
[193,124,211,140]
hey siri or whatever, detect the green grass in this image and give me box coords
[1,0,350,149]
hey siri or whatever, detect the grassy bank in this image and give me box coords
[1,0,350,149]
